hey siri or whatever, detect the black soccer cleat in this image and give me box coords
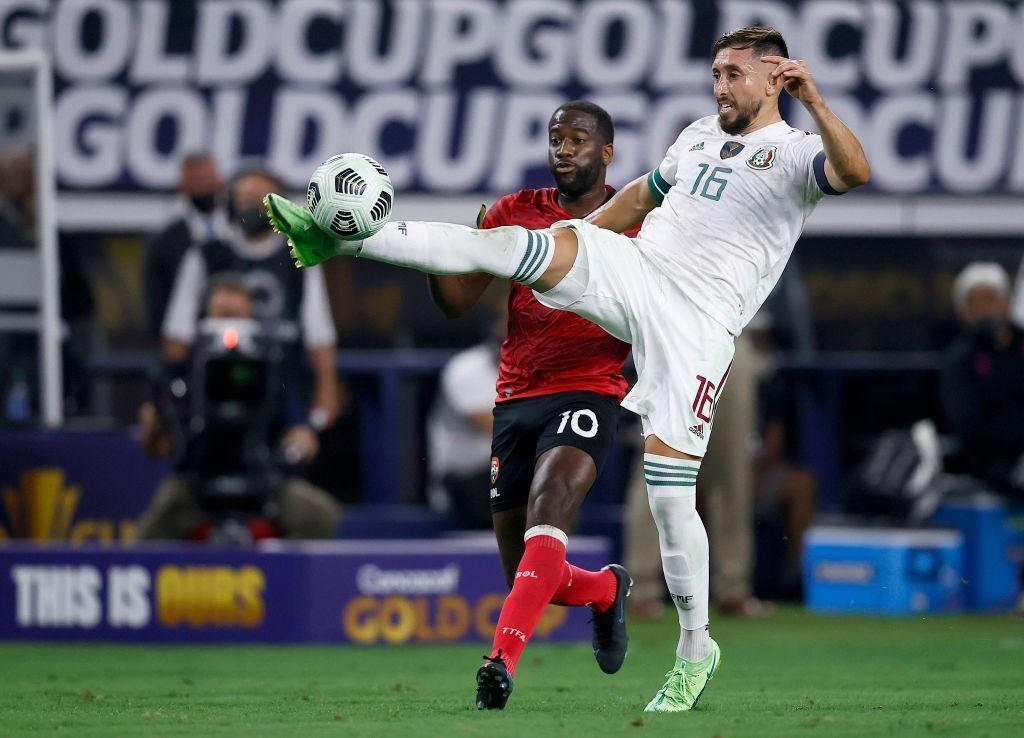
[592,564,632,674]
[475,652,514,710]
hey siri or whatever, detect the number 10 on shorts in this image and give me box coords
[556,409,599,438]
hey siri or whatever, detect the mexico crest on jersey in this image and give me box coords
[720,141,745,159]
[746,145,778,170]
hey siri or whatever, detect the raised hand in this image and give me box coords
[761,55,822,107]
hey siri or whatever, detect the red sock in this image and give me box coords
[550,562,617,611]
[489,528,567,676]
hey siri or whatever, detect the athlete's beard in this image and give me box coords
[552,159,602,200]
[719,99,761,135]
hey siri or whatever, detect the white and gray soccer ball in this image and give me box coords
[306,153,394,241]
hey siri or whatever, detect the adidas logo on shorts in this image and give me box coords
[688,423,705,439]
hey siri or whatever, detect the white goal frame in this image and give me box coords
[0,49,61,426]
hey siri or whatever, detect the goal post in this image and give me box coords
[0,49,61,426]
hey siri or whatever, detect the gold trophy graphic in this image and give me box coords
[2,468,80,541]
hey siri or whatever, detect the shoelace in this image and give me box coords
[655,668,694,703]
[482,649,506,669]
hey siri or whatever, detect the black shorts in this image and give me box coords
[489,390,621,514]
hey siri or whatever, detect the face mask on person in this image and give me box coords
[237,206,273,238]
[973,317,1006,344]
[190,192,218,214]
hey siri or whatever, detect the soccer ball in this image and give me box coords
[306,153,394,241]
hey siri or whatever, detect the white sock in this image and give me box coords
[644,452,710,662]
[356,221,554,285]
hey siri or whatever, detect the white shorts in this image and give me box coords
[535,219,736,457]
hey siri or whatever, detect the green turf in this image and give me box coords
[1,607,1021,737]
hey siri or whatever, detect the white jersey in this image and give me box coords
[639,115,835,335]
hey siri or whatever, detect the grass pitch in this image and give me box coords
[1,607,1021,737]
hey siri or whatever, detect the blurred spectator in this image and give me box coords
[142,153,229,339]
[940,263,1024,498]
[137,277,340,540]
[759,254,816,354]
[0,147,35,246]
[0,150,95,419]
[0,148,38,421]
[749,316,816,599]
[701,333,775,617]
[1011,256,1024,330]
[426,306,505,529]
[60,236,96,417]
[161,167,343,428]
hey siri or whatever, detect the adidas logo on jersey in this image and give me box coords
[688,423,705,439]
[689,141,704,152]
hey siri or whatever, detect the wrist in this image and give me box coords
[309,406,329,431]
[802,97,829,116]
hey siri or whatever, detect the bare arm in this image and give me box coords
[160,248,204,362]
[586,173,659,233]
[466,409,494,435]
[307,344,343,425]
[162,339,190,363]
[763,55,870,192]
[809,101,871,191]
[427,273,495,319]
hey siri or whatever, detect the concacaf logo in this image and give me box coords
[1,468,136,542]
[746,145,778,170]
[2,469,79,540]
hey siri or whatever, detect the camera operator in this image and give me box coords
[137,277,341,540]
[161,166,343,430]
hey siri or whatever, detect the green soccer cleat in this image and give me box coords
[643,639,721,713]
[263,193,357,268]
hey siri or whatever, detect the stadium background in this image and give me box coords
[0,1,1023,735]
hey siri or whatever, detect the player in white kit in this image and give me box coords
[264,26,870,712]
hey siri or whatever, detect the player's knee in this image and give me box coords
[650,493,698,551]
[526,475,580,528]
[479,224,528,242]
[526,488,571,526]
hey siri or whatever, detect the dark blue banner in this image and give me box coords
[0,539,609,642]
[1,1,1022,195]
[0,429,163,543]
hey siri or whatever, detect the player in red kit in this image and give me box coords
[428,101,641,710]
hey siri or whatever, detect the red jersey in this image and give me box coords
[482,187,639,404]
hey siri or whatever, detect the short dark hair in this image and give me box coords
[231,167,284,193]
[206,272,250,299]
[180,151,216,169]
[711,26,789,62]
[551,100,614,144]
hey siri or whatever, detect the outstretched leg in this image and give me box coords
[264,193,578,292]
